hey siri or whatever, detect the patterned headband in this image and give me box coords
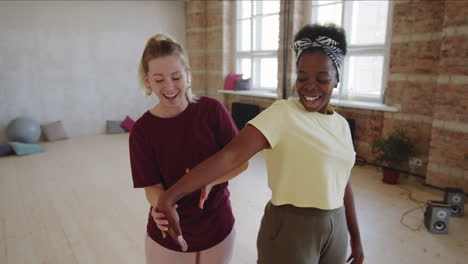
[291,36,344,78]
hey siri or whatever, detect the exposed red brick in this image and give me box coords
[186,0,206,14]
[186,31,206,51]
[187,11,207,29]
[443,1,468,27]
[188,52,207,69]
[390,41,441,74]
[429,128,468,170]
[433,82,468,122]
[206,4,223,28]
[392,1,445,36]
[387,81,436,116]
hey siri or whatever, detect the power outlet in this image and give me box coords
[409,158,423,167]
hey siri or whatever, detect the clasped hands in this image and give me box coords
[152,168,213,251]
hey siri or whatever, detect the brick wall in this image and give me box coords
[186,0,207,97]
[340,0,468,190]
[185,0,468,190]
[379,0,445,176]
[426,0,468,191]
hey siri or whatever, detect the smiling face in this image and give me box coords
[144,55,190,111]
[296,51,338,114]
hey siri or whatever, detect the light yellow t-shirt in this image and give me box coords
[248,99,356,209]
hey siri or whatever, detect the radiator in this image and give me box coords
[231,102,261,130]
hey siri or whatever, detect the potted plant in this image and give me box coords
[371,128,416,184]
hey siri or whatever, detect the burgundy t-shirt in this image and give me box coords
[129,96,237,252]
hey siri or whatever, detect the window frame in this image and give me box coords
[306,0,394,103]
[235,1,280,92]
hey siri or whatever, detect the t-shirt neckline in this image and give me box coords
[146,102,194,121]
[291,98,335,118]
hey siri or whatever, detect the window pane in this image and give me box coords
[313,3,342,26]
[236,1,279,92]
[238,58,252,79]
[252,16,258,51]
[261,15,279,50]
[350,1,389,45]
[237,19,251,51]
[332,83,341,97]
[261,1,280,15]
[238,1,252,19]
[253,1,260,16]
[347,55,383,96]
[312,0,341,6]
[260,58,277,88]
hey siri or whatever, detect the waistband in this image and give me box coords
[269,201,344,216]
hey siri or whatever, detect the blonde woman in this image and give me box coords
[129,34,247,264]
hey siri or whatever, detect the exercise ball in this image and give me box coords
[6,117,41,143]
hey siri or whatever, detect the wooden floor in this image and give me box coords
[0,134,467,264]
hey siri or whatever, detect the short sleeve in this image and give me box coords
[129,123,161,188]
[247,100,285,148]
[212,99,239,148]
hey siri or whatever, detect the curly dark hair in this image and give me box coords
[293,23,347,57]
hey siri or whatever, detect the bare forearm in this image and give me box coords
[145,185,165,207]
[166,148,244,202]
[145,162,245,207]
[164,125,268,204]
[211,161,248,185]
[344,182,362,242]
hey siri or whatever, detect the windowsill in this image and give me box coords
[330,98,400,112]
[218,89,279,99]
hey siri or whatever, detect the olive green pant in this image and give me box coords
[257,201,348,264]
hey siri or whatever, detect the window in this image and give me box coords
[310,0,392,103]
[236,1,280,92]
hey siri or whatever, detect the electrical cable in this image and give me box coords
[354,155,366,166]
[400,204,426,231]
[398,185,427,231]
[352,154,426,230]
[398,185,427,204]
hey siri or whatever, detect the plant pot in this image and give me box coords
[382,167,399,184]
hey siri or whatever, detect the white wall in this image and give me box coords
[0,1,186,143]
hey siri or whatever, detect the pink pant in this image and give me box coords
[145,228,236,264]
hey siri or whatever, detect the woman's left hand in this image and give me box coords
[185,168,214,209]
[347,239,364,264]
[199,183,213,209]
